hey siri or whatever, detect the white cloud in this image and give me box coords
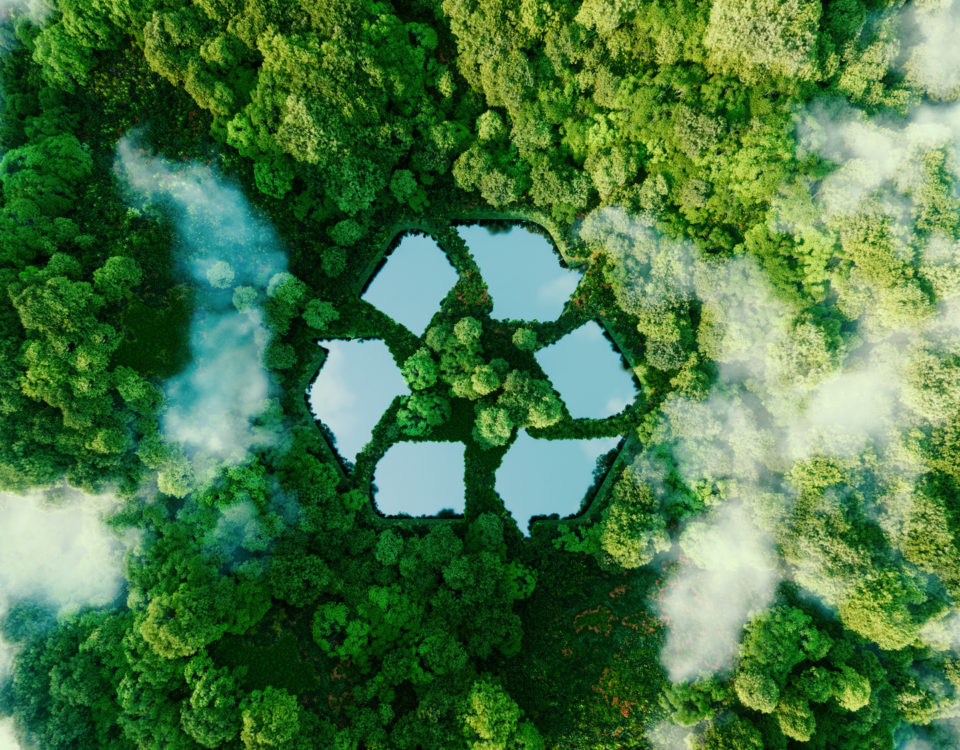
[308,339,407,463]
[205,499,271,562]
[656,504,778,682]
[646,720,695,750]
[904,0,960,100]
[786,360,900,460]
[0,0,51,24]
[580,192,960,681]
[919,609,960,652]
[900,741,935,750]
[896,720,960,750]
[161,311,274,475]
[537,273,579,306]
[792,99,960,245]
[114,137,287,291]
[0,487,129,684]
[0,717,23,750]
[115,136,289,482]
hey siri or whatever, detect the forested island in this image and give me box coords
[2,0,960,747]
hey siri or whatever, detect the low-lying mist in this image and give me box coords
[114,136,289,487]
[581,66,960,684]
[0,487,130,683]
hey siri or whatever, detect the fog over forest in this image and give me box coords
[0,488,127,667]
[115,137,291,487]
[0,485,129,750]
[4,0,960,746]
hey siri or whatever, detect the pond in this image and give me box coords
[373,441,465,517]
[496,431,620,533]
[362,234,458,334]
[456,224,582,321]
[535,320,638,418]
[307,340,406,462]
[309,226,628,523]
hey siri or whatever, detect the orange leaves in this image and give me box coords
[608,584,627,599]
[573,605,616,637]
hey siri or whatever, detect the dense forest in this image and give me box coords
[2,0,960,747]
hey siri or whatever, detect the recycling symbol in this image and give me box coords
[308,221,638,533]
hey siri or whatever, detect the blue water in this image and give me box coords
[308,340,407,462]
[536,321,637,418]
[496,431,620,533]
[373,441,465,516]
[312,227,626,521]
[456,225,582,321]
[362,234,458,334]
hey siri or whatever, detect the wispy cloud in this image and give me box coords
[0,486,130,683]
[0,0,51,24]
[657,504,778,681]
[115,136,290,487]
[582,178,960,678]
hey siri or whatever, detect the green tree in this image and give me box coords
[474,405,514,448]
[92,256,142,302]
[253,156,295,198]
[703,0,821,82]
[240,687,300,750]
[511,327,536,351]
[774,688,816,742]
[397,392,451,436]
[597,470,669,568]
[302,298,339,330]
[461,678,544,750]
[181,654,242,748]
[402,347,439,390]
[698,716,763,750]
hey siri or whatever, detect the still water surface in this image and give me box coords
[308,339,406,462]
[311,226,625,524]
[536,321,637,419]
[362,234,458,334]
[496,431,619,533]
[456,225,581,321]
[373,441,465,516]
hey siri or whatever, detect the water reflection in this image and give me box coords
[456,225,581,321]
[373,441,465,516]
[362,234,458,334]
[536,321,637,418]
[496,431,619,533]
[308,340,406,462]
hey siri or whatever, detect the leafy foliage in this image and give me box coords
[3,0,960,747]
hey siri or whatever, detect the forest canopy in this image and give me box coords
[2,0,960,748]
